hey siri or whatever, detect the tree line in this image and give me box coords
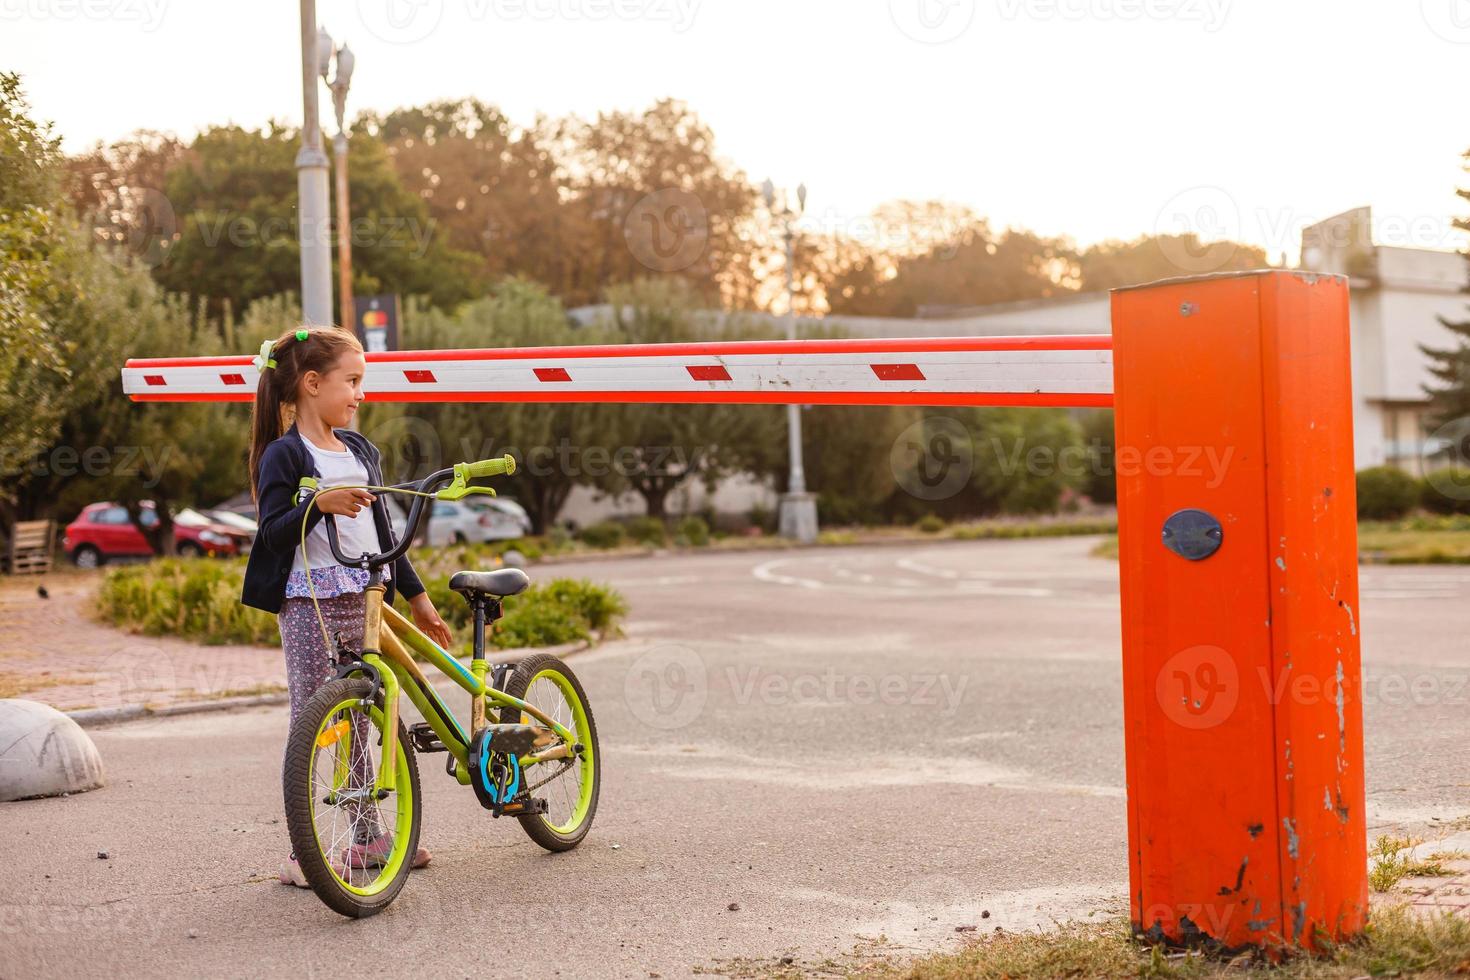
[3,73,1329,553]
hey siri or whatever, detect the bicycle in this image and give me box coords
[280,455,600,917]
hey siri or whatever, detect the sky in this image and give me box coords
[5,0,1470,262]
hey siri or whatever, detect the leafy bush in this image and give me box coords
[1357,466,1419,520]
[398,574,626,653]
[577,521,625,549]
[95,556,626,653]
[97,558,279,646]
[747,504,774,533]
[1421,468,1470,515]
[950,518,1117,540]
[915,514,946,534]
[624,515,667,546]
[675,515,710,546]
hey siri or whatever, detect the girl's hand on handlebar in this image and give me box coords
[316,487,376,517]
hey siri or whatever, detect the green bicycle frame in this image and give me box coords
[351,582,579,793]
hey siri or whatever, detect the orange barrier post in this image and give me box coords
[1112,270,1366,952]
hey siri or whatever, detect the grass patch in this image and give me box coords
[951,517,1117,541]
[1091,515,1470,564]
[96,555,626,653]
[1369,835,1460,892]
[844,906,1470,979]
[0,670,93,699]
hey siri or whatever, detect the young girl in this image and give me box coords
[240,325,454,888]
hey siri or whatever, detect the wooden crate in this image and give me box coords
[6,519,54,575]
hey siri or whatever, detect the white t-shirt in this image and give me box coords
[289,436,390,583]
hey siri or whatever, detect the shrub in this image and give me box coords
[1357,466,1419,520]
[97,558,279,646]
[747,504,774,533]
[1421,468,1470,515]
[577,521,625,549]
[915,514,946,534]
[675,515,710,546]
[95,557,626,654]
[624,516,667,546]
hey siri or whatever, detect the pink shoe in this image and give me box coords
[279,855,309,887]
[341,835,432,870]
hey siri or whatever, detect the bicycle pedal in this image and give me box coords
[496,797,548,818]
[408,722,446,753]
[480,723,538,756]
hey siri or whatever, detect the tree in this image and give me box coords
[362,280,602,534]
[1076,234,1270,291]
[591,279,783,520]
[71,124,487,321]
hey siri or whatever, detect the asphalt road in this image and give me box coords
[4,537,1467,978]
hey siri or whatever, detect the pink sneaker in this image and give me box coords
[278,855,309,887]
[341,835,432,870]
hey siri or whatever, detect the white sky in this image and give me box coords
[5,0,1469,261]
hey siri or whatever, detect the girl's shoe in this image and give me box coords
[341,835,432,870]
[278,855,309,888]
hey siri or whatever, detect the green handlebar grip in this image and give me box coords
[466,454,516,478]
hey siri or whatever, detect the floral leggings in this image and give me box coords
[278,593,382,844]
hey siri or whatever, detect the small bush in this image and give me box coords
[747,504,774,533]
[915,514,946,534]
[624,516,667,546]
[674,515,710,547]
[95,556,626,654]
[577,521,625,550]
[1357,466,1420,520]
[97,558,279,646]
[1421,468,1470,515]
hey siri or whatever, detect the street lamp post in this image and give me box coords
[295,0,333,326]
[763,178,818,543]
[320,34,356,336]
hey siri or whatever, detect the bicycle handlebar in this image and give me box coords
[320,456,515,571]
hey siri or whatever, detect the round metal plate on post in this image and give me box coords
[1161,508,1223,561]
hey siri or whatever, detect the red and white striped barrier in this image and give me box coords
[123,335,1113,408]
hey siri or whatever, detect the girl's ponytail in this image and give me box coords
[247,325,365,504]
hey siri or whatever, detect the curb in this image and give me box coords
[60,639,599,730]
[68,692,288,729]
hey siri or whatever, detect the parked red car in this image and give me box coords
[63,502,248,568]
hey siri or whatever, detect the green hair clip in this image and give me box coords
[295,329,309,341]
[252,338,277,371]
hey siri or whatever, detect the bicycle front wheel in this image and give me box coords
[282,677,421,917]
[502,654,600,851]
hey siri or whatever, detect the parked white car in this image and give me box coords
[390,497,532,546]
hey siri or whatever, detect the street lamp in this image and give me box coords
[319,30,356,340]
[295,1,333,326]
[763,178,817,543]
[317,26,356,429]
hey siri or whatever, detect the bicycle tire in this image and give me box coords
[501,654,600,851]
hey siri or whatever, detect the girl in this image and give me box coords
[240,325,454,888]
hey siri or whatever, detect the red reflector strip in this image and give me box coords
[144,374,167,386]
[871,363,926,381]
[220,373,246,385]
[534,367,572,383]
[404,370,437,384]
[686,365,732,382]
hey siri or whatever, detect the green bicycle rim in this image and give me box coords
[522,667,595,834]
[305,697,414,897]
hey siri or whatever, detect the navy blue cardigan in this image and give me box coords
[241,424,426,614]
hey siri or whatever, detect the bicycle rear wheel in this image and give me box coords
[502,654,600,851]
[282,676,421,917]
